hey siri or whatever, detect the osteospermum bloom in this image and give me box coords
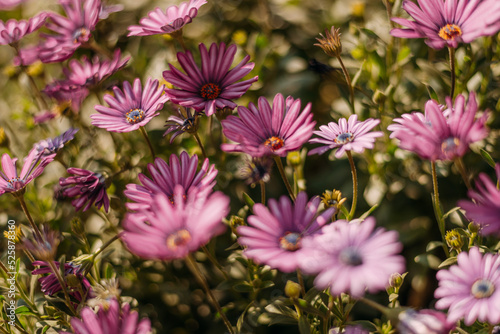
[308,115,382,158]
[388,93,488,161]
[0,13,47,46]
[128,0,207,36]
[0,148,55,196]
[163,107,199,143]
[122,186,229,260]
[221,94,315,157]
[299,217,405,297]
[435,247,500,325]
[33,128,78,158]
[61,299,151,334]
[124,151,217,211]
[163,42,258,116]
[238,192,335,273]
[91,78,169,132]
[458,164,500,236]
[59,168,109,212]
[391,0,500,49]
[397,309,454,334]
[43,81,89,113]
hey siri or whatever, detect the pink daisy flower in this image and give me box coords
[124,151,217,211]
[128,0,207,36]
[435,247,500,325]
[0,13,47,46]
[458,164,500,236]
[0,0,26,10]
[391,0,500,49]
[299,217,405,297]
[397,309,455,334]
[163,42,258,116]
[59,168,109,212]
[61,299,151,334]
[33,128,78,158]
[0,148,55,196]
[237,192,335,273]
[43,81,89,113]
[221,93,315,157]
[122,186,229,260]
[388,93,488,161]
[308,115,383,158]
[91,78,169,132]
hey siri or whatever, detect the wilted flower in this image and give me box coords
[238,156,274,185]
[43,81,89,113]
[59,168,109,212]
[128,0,207,36]
[33,128,78,158]
[222,94,316,157]
[163,107,199,143]
[163,42,258,116]
[0,13,47,46]
[315,26,342,58]
[22,226,60,261]
[86,278,121,308]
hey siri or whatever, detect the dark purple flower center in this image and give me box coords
[339,247,363,266]
[335,132,353,144]
[72,27,90,44]
[264,136,285,151]
[279,232,301,251]
[438,24,462,41]
[441,137,460,154]
[200,83,221,100]
[166,229,191,250]
[125,109,146,124]
[471,279,495,299]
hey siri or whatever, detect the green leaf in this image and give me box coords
[443,207,461,220]
[15,306,31,314]
[242,192,255,210]
[426,241,444,252]
[425,84,439,102]
[298,315,312,334]
[438,256,457,268]
[480,149,496,168]
[359,203,379,220]
[414,253,441,270]
[265,300,297,319]
[396,46,411,63]
[388,293,399,302]
[233,282,254,293]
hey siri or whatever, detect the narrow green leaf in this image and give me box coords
[480,149,496,168]
[298,315,312,334]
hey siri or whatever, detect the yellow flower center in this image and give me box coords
[166,229,192,250]
[438,24,462,41]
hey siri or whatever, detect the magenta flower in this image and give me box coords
[128,0,207,36]
[33,128,78,158]
[237,192,335,273]
[124,151,217,211]
[0,0,25,9]
[458,164,500,236]
[59,168,109,212]
[32,261,91,302]
[435,247,500,325]
[221,94,315,157]
[0,148,55,196]
[300,217,405,297]
[91,78,169,132]
[163,42,258,116]
[43,81,89,113]
[122,186,229,260]
[391,0,500,49]
[61,299,151,334]
[308,115,382,158]
[38,0,101,63]
[0,13,47,46]
[397,309,454,334]
[388,93,488,161]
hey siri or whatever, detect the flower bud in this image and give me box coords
[445,230,463,251]
[284,280,301,299]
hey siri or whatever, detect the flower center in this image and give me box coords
[264,136,284,151]
[7,177,24,190]
[339,247,363,266]
[200,83,221,100]
[438,24,462,41]
[167,193,187,205]
[335,132,353,144]
[279,232,301,251]
[72,27,90,44]
[166,229,192,250]
[125,109,145,124]
[471,279,495,299]
[441,137,460,154]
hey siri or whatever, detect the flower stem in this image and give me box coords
[16,195,44,243]
[454,157,472,190]
[185,254,234,334]
[346,151,358,220]
[193,131,208,160]
[46,260,77,316]
[0,261,39,314]
[260,180,266,204]
[336,55,355,115]
[296,268,306,297]
[94,233,121,258]
[359,297,388,314]
[171,29,188,52]
[201,245,230,281]
[139,126,156,160]
[274,156,296,202]
[431,162,449,257]
[448,47,456,98]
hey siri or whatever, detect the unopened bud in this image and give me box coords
[445,230,463,251]
[287,151,301,167]
[285,280,301,299]
[468,222,480,234]
[389,272,403,289]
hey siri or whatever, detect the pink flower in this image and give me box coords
[0,148,55,196]
[33,128,78,158]
[221,94,315,157]
[122,186,229,260]
[391,0,500,49]
[163,42,258,116]
[0,0,26,10]
[0,13,47,45]
[458,164,500,236]
[388,93,488,161]
[397,309,455,334]
[435,247,500,325]
[308,115,383,158]
[59,168,109,212]
[124,151,217,211]
[300,218,405,297]
[128,0,207,36]
[43,81,89,113]
[237,192,335,273]
[91,78,169,132]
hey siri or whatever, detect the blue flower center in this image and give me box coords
[279,232,301,251]
[7,177,24,190]
[125,109,146,124]
[335,132,353,144]
[339,247,363,266]
[471,279,495,299]
[166,229,192,250]
[441,137,460,154]
[72,27,90,44]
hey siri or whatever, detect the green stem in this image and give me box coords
[185,254,234,334]
[274,156,296,202]
[94,234,121,258]
[201,245,230,281]
[296,269,306,298]
[260,180,266,204]
[431,162,450,257]
[336,55,355,115]
[346,151,358,220]
[16,195,44,243]
[454,157,472,190]
[359,297,388,314]
[139,126,156,160]
[448,47,456,98]
[46,260,77,316]
[193,131,208,160]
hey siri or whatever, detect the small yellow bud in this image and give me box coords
[287,151,301,167]
[321,190,346,210]
[232,30,247,45]
[445,230,463,251]
[284,280,301,299]
[468,222,480,234]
